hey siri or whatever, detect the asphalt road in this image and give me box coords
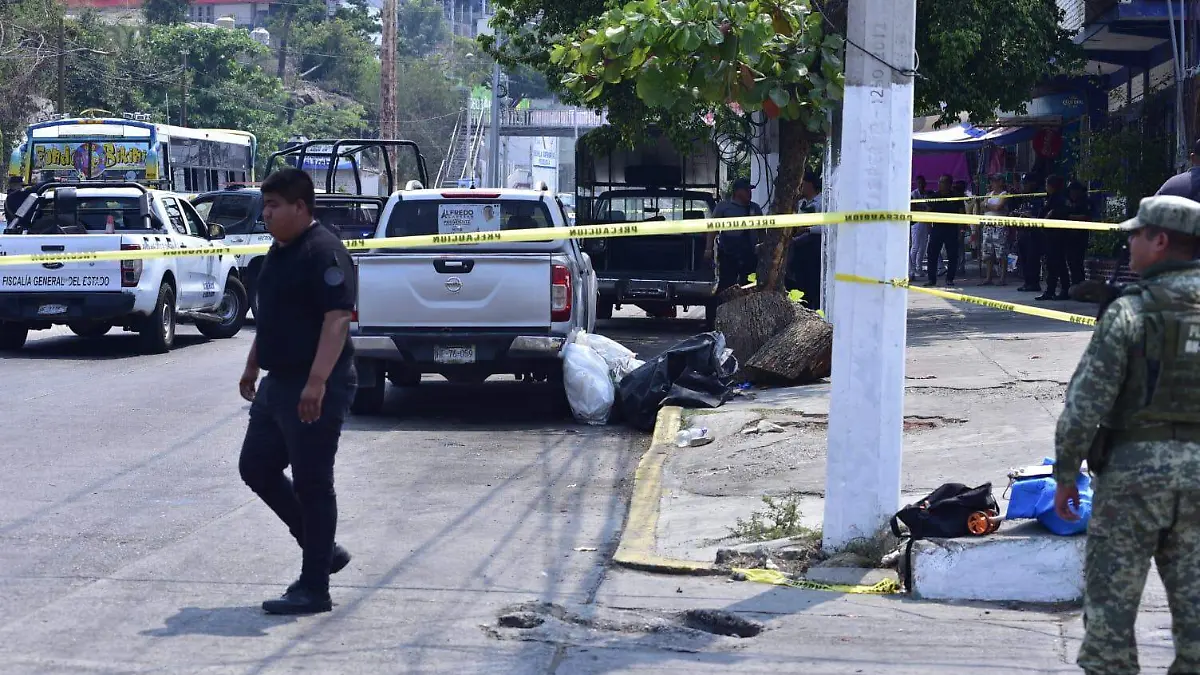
[0,309,718,674]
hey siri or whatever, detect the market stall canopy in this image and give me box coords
[913,123,1039,152]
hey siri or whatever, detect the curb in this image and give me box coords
[612,406,721,576]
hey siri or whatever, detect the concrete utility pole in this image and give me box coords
[821,0,918,550]
[380,0,399,172]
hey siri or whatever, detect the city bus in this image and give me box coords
[8,112,257,197]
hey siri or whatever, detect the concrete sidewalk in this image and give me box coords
[613,283,1180,672]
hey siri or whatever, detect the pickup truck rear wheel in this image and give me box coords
[138,284,176,354]
[197,276,248,340]
[351,365,386,416]
[0,322,28,351]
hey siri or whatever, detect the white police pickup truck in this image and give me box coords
[0,182,248,353]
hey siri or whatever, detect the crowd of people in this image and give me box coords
[909,172,1096,300]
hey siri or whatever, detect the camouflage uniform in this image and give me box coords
[1055,196,1200,675]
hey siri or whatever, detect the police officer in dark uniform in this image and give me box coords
[237,168,358,615]
[706,177,764,291]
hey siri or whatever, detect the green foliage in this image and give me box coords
[729,495,819,543]
[334,0,380,38]
[291,101,371,139]
[914,0,1081,125]
[0,0,63,152]
[142,0,190,25]
[395,55,469,182]
[292,18,380,102]
[548,0,843,134]
[397,0,449,58]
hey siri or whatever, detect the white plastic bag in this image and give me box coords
[576,331,642,383]
[562,343,614,425]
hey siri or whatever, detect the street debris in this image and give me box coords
[675,426,714,447]
[576,331,645,382]
[562,342,615,425]
[741,420,786,435]
[680,609,763,638]
[617,332,740,431]
[498,612,545,629]
[1005,457,1093,535]
[716,292,833,386]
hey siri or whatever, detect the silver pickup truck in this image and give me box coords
[348,187,597,416]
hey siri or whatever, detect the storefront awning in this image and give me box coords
[913,124,1039,152]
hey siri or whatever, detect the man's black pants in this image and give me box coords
[1043,231,1070,296]
[239,370,356,592]
[1066,230,1089,286]
[1018,231,1043,289]
[926,225,960,284]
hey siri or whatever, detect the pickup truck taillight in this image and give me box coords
[120,243,143,287]
[551,263,572,322]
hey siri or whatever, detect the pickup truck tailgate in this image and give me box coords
[357,253,553,329]
[0,235,124,292]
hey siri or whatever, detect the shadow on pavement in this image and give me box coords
[234,422,641,674]
[5,332,216,361]
[141,606,299,638]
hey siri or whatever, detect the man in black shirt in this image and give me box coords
[1036,175,1072,301]
[237,168,358,615]
[924,174,965,287]
[707,177,764,291]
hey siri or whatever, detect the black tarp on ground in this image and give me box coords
[616,331,739,431]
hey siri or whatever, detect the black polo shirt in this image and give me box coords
[255,221,356,378]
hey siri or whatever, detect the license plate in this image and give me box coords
[435,345,475,364]
[626,281,668,298]
[37,303,68,316]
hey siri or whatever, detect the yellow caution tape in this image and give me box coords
[0,208,1122,267]
[834,273,1098,326]
[912,191,1049,204]
[734,567,902,594]
[920,211,1113,232]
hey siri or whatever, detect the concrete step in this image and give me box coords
[909,520,1084,603]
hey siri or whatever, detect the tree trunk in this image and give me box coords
[743,307,834,385]
[754,117,810,292]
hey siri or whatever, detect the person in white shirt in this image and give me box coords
[980,173,1011,285]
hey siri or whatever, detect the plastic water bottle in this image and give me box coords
[675,427,713,447]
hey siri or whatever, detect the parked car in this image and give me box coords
[348,186,597,415]
[0,182,247,352]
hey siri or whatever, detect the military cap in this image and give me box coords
[1120,195,1200,236]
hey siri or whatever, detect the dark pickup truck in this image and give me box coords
[575,128,725,328]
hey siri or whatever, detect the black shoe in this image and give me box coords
[286,545,351,594]
[924,281,937,287]
[331,544,352,574]
[1055,293,1071,301]
[1018,286,1041,292]
[262,586,332,615]
[1034,293,1055,301]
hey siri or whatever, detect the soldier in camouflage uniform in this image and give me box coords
[1054,195,1200,675]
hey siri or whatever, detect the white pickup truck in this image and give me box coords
[348,187,596,415]
[0,183,248,353]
